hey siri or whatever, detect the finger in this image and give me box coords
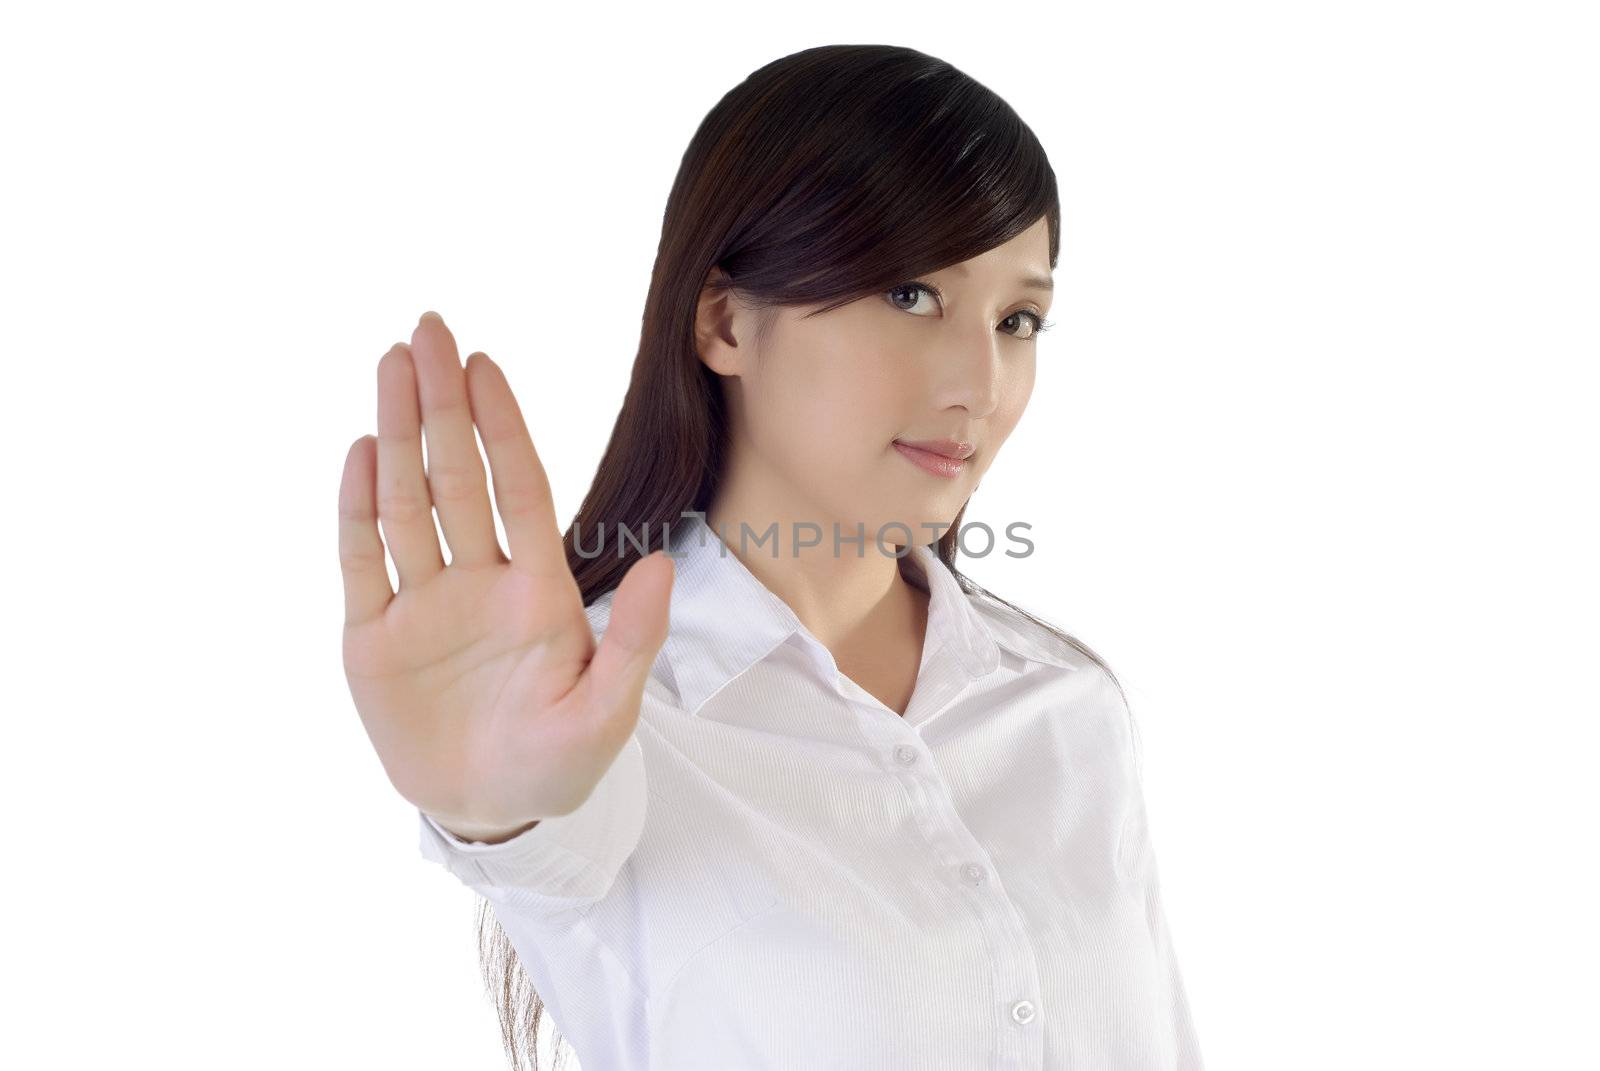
[409,311,504,569]
[337,435,395,625]
[462,350,570,583]
[376,342,447,587]
[580,551,675,737]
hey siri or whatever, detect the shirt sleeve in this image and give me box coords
[1118,700,1207,1070]
[417,727,647,909]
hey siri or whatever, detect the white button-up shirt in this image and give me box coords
[418,514,1204,1069]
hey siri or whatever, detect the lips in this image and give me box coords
[892,438,975,460]
[893,439,973,479]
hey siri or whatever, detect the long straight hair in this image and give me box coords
[474,43,1126,1070]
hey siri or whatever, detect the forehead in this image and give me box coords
[936,217,1052,284]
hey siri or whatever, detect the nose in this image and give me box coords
[933,321,1003,419]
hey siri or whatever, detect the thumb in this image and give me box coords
[582,550,675,731]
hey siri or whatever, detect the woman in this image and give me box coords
[339,43,1203,1070]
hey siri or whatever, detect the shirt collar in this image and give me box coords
[658,514,1024,716]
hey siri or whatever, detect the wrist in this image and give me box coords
[428,812,541,845]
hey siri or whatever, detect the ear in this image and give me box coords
[694,265,753,377]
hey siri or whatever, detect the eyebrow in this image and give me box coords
[943,261,1054,293]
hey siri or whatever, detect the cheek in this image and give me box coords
[969,365,1035,485]
[744,350,891,475]
[769,340,901,439]
[995,360,1036,436]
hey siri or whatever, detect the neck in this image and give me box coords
[699,505,925,660]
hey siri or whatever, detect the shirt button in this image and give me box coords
[893,744,918,765]
[961,862,987,885]
[1011,999,1036,1024]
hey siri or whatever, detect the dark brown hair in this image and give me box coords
[471,42,1125,1070]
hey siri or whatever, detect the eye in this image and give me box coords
[1001,309,1053,341]
[884,281,1055,341]
[885,281,940,316]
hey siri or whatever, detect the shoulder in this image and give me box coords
[966,592,1141,762]
[965,590,1097,674]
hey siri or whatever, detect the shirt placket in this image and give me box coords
[834,646,1047,1070]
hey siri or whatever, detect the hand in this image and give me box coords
[337,311,673,833]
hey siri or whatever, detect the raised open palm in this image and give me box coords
[337,311,673,842]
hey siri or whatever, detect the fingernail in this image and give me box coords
[419,310,441,326]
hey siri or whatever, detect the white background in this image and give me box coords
[3,2,1595,1067]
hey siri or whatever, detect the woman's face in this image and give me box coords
[699,216,1054,550]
